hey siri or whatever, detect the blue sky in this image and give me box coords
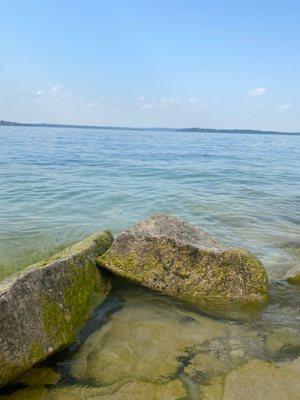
[0,0,299,131]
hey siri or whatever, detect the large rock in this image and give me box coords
[284,264,300,284]
[0,230,113,387]
[98,214,268,317]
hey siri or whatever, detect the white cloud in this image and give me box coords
[141,96,182,110]
[276,104,291,112]
[188,97,200,104]
[85,95,122,109]
[139,96,204,111]
[29,90,45,98]
[245,87,268,101]
[248,87,268,96]
[50,85,60,94]
[86,101,101,108]
[138,95,147,102]
[142,97,181,110]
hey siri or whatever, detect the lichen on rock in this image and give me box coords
[98,214,268,318]
[0,230,113,387]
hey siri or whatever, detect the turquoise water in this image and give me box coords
[1,126,300,398]
[0,126,299,281]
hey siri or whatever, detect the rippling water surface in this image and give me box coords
[0,126,300,399]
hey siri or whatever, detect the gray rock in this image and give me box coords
[0,230,113,387]
[284,265,300,284]
[98,214,268,317]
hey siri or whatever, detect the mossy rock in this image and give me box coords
[98,214,268,318]
[16,367,61,386]
[0,230,113,387]
[284,265,300,284]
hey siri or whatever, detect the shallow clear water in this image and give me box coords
[1,126,300,280]
[0,126,300,399]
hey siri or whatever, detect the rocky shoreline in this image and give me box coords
[0,214,298,395]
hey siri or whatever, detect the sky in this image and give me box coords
[0,0,299,131]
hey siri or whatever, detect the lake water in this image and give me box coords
[0,126,300,399]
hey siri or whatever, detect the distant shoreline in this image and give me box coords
[1,120,299,136]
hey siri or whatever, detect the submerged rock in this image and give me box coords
[264,327,300,358]
[0,230,113,387]
[185,352,226,379]
[198,377,224,400]
[16,367,61,386]
[222,357,300,400]
[98,214,268,317]
[187,322,265,379]
[284,264,300,284]
[71,288,224,385]
[0,380,186,400]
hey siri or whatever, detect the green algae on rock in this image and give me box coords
[284,264,300,284]
[0,230,113,388]
[16,367,61,386]
[98,214,268,317]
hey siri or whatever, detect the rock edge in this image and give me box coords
[0,230,113,387]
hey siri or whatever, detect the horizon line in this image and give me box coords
[1,119,299,136]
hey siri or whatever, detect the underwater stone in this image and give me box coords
[0,230,113,387]
[98,214,268,317]
[185,352,226,378]
[16,367,61,386]
[284,264,300,284]
[0,380,186,400]
[222,357,300,400]
[199,377,224,400]
[264,327,300,357]
[71,288,224,385]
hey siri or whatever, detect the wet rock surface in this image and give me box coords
[0,281,299,400]
[16,367,61,386]
[285,264,300,284]
[0,380,186,400]
[222,357,300,400]
[98,214,268,317]
[0,230,113,387]
[71,288,224,385]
